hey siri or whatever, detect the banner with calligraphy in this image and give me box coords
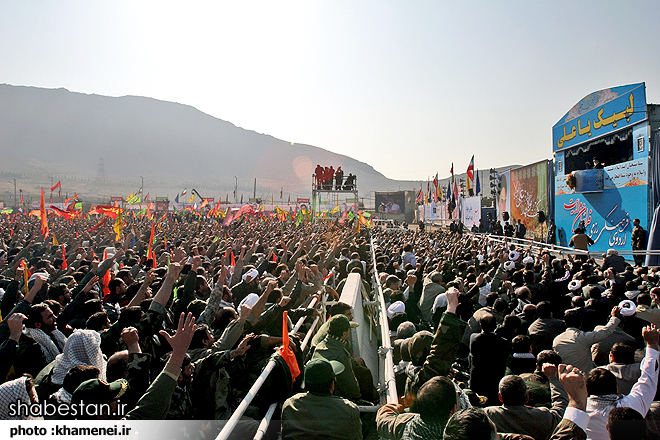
[554,157,649,254]
[552,83,647,152]
[510,161,549,240]
[461,196,481,228]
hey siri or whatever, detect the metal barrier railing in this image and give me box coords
[215,294,323,440]
[370,235,398,405]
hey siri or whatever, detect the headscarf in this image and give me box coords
[51,329,106,385]
[0,377,39,420]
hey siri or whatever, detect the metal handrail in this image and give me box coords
[370,235,398,405]
[248,295,324,440]
[253,402,278,440]
[215,291,324,440]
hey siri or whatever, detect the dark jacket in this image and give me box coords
[469,331,510,404]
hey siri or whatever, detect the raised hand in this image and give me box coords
[558,364,588,410]
[643,324,660,350]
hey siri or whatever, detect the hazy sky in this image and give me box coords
[2,1,659,181]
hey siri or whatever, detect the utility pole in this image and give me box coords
[140,176,144,202]
[13,179,17,208]
[234,176,237,203]
[253,178,256,200]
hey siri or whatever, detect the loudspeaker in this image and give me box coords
[538,211,546,223]
[503,211,509,222]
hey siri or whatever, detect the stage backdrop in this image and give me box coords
[510,160,549,240]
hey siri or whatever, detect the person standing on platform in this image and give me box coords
[569,227,593,262]
[632,218,647,266]
[335,167,344,190]
[547,220,556,245]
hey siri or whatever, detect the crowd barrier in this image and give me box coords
[216,234,398,439]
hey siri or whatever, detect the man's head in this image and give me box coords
[385,275,401,290]
[607,407,646,440]
[498,375,528,406]
[47,283,71,306]
[443,407,497,440]
[108,278,127,298]
[302,358,344,394]
[242,268,259,286]
[26,303,56,333]
[62,365,101,394]
[190,324,214,349]
[478,314,497,333]
[536,350,562,372]
[85,311,110,332]
[411,376,459,423]
[610,343,635,365]
[633,218,640,227]
[587,368,618,396]
[563,308,583,329]
[178,354,193,387]
[328,314,351,340]
[329,302,353,320]
[115,269,133,287]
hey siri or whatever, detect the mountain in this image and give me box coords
[0,84,420,203]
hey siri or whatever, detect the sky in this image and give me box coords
[1,0,659,182]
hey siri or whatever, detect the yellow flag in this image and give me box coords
[188,193,195,204]
[113,210,124,241]
[330,205,340,214]
[52,234,59,245]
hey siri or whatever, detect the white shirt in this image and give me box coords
[585,346,660,440]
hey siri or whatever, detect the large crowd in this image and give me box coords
[0,211,659,440]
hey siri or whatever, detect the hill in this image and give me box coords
[0,84,420,203]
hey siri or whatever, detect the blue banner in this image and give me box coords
[555,158,648,254]
[552,83,647,152]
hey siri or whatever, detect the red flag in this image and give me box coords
[95,205,121,219]
[50,181,61,192]
[231,251,236,267]
[50,205,76,220]
[61,245,68,270]
[278,311,300,382]
[101,250,111,299]
[272,252,277,263]
[64,193,79,206]
[466,155,474,181]
[40,188,49,238]
[147,223,155,257]
[89,217,108,233]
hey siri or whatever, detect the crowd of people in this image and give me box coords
[370,227,660,440]
[314,165,356,191]
[1,210,659,440]
[0,212,371,435]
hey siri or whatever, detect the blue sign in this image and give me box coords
[555,159,648,255]
[553,83,647,152]
[574,169,604,193]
